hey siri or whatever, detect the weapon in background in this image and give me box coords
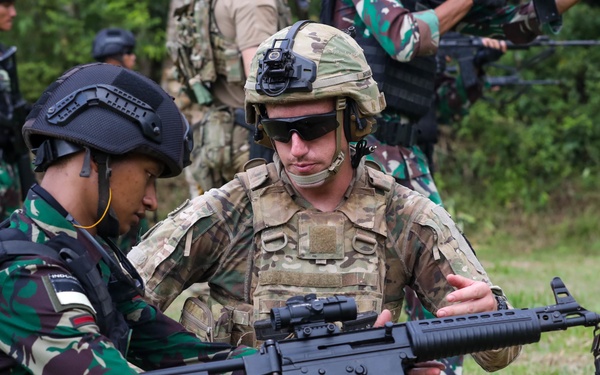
[438,34,597,86]
[438,35,600,104]
[0,46,35,198]
[145,277,600,375]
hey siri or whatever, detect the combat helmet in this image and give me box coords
[23,63,193,237]
[245,21,386,186]
[92,28,136,62]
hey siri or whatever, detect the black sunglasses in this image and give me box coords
[260,111,339,143]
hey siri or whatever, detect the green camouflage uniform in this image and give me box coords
[128,157,520,372]
[0,158,19,220]
[332,1,565,372]
[0,187,254,373]
[0,54,21,220]
[117,217,150,254]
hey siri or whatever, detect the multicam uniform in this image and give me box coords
[331,0,565,204]
[128,156,520,372]
[180,0,290,196]
[0,187,253,373]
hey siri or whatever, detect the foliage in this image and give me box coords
[3,0,170,102]
[438,6,600,213]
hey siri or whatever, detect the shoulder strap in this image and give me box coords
[0,228,62,261]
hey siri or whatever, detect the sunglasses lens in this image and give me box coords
[261,111,339,143]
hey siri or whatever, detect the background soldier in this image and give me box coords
[0,0,34,220]
[129,22,521,374]
[168,0,292,198]
[0,63,253,372]
[92,27,137,70]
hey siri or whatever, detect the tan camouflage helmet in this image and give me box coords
[245,21,386,146]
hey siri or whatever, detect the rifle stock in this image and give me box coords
[145,277,600,374]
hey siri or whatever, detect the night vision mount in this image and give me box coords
[255,20,317,97]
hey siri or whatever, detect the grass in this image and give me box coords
[155,173,600,374]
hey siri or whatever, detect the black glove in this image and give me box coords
[473,47,505,68]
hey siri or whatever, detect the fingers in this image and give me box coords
[436,274,496,317]
[481,37,507,52]
[374,309,393,327]
[407,361,446,375]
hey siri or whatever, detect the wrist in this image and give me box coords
[491,285,509,310]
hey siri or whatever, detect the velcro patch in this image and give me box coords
[44,273,96,315]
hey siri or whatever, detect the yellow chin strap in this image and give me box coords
[73,188,112,229]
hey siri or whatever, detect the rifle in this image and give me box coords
[438,34,598,104]
[0,45,35,198]
[439,35,600,50]
[145,277,600,375]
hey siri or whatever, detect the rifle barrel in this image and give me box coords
[440,38,600,50]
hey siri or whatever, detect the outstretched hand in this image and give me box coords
[436,274,496,317]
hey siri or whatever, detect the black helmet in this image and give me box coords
[23,63,192,178]
[92,28,136,61]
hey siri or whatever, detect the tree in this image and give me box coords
[4,0,170,102]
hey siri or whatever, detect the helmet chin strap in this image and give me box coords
[286,98,347,188]
[91,152,120,238]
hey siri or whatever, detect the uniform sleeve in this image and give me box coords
[336,0,439,60]
[0,258,138,374]
[456,2,562,44]
[128,179,254,312]
[233,0,281,52]
[122,296,255,370]
[388,192,522,371]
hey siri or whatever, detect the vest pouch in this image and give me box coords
[195,107,234,171]
[169,1,217,89]
[212,36,243,83]
[180,296,219,342]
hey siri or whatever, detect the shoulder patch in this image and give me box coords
[43,273,96,315]
[70,313,96,328]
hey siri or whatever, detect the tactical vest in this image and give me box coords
[183,162,406,347]
[0,225,131,357]
[181,161,410,346]
[322,0,436,120]
[245,163,398,316]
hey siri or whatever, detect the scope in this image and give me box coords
[270,294,357,331]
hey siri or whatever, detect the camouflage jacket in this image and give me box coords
[0,187,254,374]
[129,159,521,372]
[334,0,562,63]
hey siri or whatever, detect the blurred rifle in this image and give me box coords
[0,46,35,198]
[145,277,600,375]
[439,35,599,104]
